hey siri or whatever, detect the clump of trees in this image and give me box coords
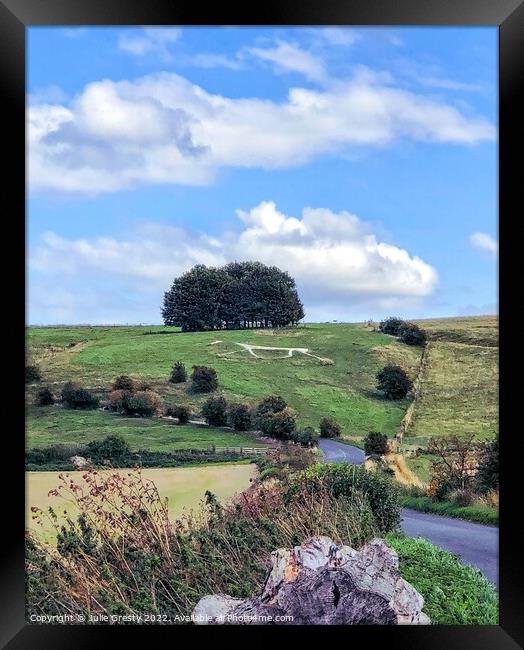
[170,361,187,384]
[364,431,389,456]
[376,365,413,400]
[379,317,427,347]
[319,416,341,439]
[61,382,100,410]
[162,261,305,332]
[191,366,218,393]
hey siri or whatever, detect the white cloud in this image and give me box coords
[28,70,496,194]
[469,232,498,256]
[118,28,181,62]
[247,41,328,82]
[189,53,244,70]
[30,201,438,323]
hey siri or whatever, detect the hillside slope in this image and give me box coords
[27,324,422,437]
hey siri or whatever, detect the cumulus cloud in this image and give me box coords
[28,69,495,194]
[29,202,438,323]
[118,27,181,61]
[469,232,498,256]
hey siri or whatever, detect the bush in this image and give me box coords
[112,375,135,392]
[61,382,99,410]
[26,469,377,622]
[398,322,427,346]
[108,389,131,412]
[476,438,498,494]
[259,467,284,482]
[86,435,131,462]
[170,361,187,384]
[191,365,218,393]
[364,431,389,456]
[36,387,54,406]
[448,488,476,507]
[291,463,401,533]
[319,416,341,439]
[26,365,41,384]
[378,317,405,336]
[166,404,191,424]
[289,427,319,447]
[376,364,413,400]
[255,395,287,416]
[227,403,252,431]
[201,396,228,426]
[121,391,163,417]
[258,408,296,440]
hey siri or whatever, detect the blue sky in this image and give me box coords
[27,26,498,324]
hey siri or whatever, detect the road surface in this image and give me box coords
[318,438,498,586]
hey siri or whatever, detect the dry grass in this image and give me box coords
[408,340,498,441]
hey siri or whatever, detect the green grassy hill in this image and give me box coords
[26,317,498,449]
[27,323,422,441]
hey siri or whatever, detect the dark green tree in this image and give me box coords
[319,416,341,439]
[376,365,413,400]
[202,396,228,426]
[364,431,389,456]
[476,438,498,493]
[169,361,187,384]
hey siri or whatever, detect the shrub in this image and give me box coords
[191,365,218,393]
[398,322,427,346]
[291,463,401,533]
[319,416,341,439]
[170,361,187,384]
[108,389,131,412]
[26,469,377,622]
[256,395,287,416]
[201,396,228,426]
[122,391,163,417]
[36,387,54,406]
[26,365,41,384]
[259,467,284,482]
[227,403,252,431]
[476,438,498,494]
[448,488,476,508]
[86,434,131,461]
[364,431,389,456]
[166,404,191,424]
[135,380,153,391]
[258,408,296,440]
[61,382,99,410]
[376,364,413,400]
[378,317,405,336]
[112,375,135,392]
[289,427,319,447]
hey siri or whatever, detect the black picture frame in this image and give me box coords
[2,1,522,646]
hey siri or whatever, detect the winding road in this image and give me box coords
[318,439,498,586]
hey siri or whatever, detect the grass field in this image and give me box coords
[26,323,422,438]
[26,405,265,451]
[406,316,498,441]
[27,463,257,540]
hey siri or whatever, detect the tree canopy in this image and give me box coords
[162,261,305,331]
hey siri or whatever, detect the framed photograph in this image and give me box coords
[2,0,522,645]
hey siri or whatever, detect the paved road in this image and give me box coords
[318,439,498,586]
